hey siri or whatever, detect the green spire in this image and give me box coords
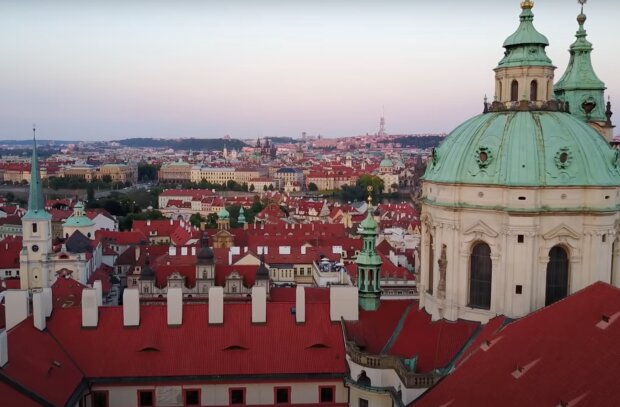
[238,206,246,224]
[497,1,554,69]
[554,6,606,123]
[23,128,50,220]
[356,188,382,311]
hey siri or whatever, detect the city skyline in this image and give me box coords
[1,0,619,140]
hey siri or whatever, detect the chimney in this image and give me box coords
[93,280,103,306]
[123,289,140,327]
[5,290,29,331]
[251,286,267,324]
[167,287,183,326]
[147,219,151,226]
[329,286,359,322]
[170,218,173,225]
[42,287,52,317]
[208,287,224,325]
[81,289,99,328]
[135,247,141,262]
[296,286,305,324]
[32,291,46,331]
[0,329,6,367]
[228,249,233,265]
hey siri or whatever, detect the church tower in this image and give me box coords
[554,2,614,140]
[20,130,53,290]
[356,188,382,311]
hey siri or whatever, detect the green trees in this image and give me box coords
[337,175,384,202]
[138,163,160,182]
[308,182,318,191]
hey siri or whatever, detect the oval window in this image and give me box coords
[479,151,488,162]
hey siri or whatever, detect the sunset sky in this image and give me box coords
[1,0,618,140]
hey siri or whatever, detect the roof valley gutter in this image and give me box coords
[0,370,56,407]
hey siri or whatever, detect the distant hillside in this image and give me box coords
[380,135,446,149]
[268,137,299,144]
[0,140,76,146]
[115,138,247,151]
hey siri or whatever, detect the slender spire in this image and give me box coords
[554,0,606,123]
[26,126,46,215]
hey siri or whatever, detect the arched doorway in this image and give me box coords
[545,246,569,306]
[510,80,519,102]
[469,242,492,309]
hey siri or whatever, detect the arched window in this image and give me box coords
[427,234,434,294]
[469,242,492,309]
[530,80,538,101]
[545,246,569,306]
[511,80,519,102]
[498,81,503,101]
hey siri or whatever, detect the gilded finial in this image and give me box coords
[520,0,534,9]
[367,186,373,206]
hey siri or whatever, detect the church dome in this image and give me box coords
[423,110,620,187]
[380,157,393,167]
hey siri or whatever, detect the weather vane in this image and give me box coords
[367,186,373,206]
[578,0,587,13]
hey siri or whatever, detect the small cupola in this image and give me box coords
[493,1,556,105]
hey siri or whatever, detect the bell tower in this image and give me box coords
[20,128,53,290]
[554,0,614,140]
[356,187,382,311]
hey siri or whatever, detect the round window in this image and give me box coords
[479,151,488,162]
[559,152,568,163]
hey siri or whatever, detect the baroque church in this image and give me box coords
[420,0,618,322]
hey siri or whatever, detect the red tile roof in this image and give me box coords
[345,300,412,355]
[388,307,478,373]
[43,302,346,378]
[414,282,620,407]
[0,236,22,269]
[51,277,90,308]
[2,320,85,406]
[0,380,41,407]
[270,287,330,303]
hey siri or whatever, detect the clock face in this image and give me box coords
[31,245,39,252]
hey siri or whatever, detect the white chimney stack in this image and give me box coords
[33,291,46,331]
[208,287,224,325]
[167,287,183,326]
[330,286,359,322]
[5,290,29,331]
[93,280,103,307]
[123,289,140,327]
[251,286,267,324]
[42,287,52,317]
[82,289,99,328]
[296,286,305,324]
[0,330,7,367]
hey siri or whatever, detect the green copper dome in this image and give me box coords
[380,157,393,167]
[423,111,620,187]
[497,3,553,69]
[217,207,230,219]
